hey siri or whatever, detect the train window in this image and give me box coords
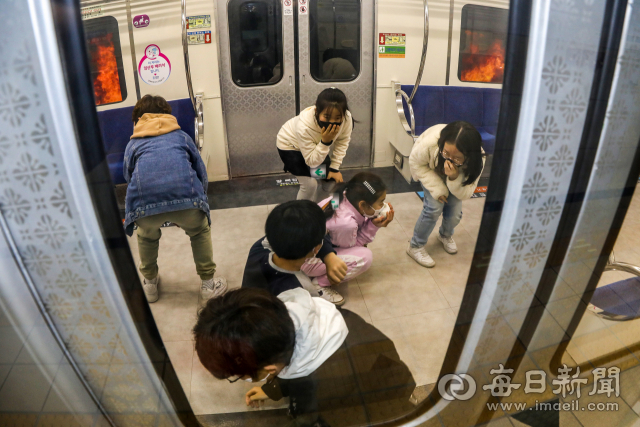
[83,16,127,106]
[309,0,361,82]
[458,4,508,84]
[228,0,284,86]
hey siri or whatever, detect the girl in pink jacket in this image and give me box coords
[301,173,394,305]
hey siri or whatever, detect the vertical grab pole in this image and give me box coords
[181,0,205,150]
[409,0,429,103]
[181,0,196,113]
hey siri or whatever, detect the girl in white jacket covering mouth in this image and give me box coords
[407,121,485,268]
[277,88,354,201]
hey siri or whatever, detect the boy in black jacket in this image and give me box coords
[241,200,348,304]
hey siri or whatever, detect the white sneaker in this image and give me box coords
[316,284,345,306]
[437,234,458,254]
[406,244,435,268]
[201,277,228,302]
[143,275,159,303]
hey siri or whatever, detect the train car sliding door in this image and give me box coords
[299,0,374,169]
[217,0,296,177]
[217,0,374,177]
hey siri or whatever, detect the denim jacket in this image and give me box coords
[123,114,209,236]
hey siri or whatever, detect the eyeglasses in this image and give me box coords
[227,375,243,383]
[440,149,465,167]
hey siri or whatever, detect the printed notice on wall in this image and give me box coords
[378,33,406,58]
[188,31,212,45]
[138,44,171,85]
[299,0,308,15]
[81,6,102,19]
[187,15,211,29]
[283,0,293,15]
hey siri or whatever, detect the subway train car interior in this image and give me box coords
[1,0,640,426]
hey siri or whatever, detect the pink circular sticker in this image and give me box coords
[138,44,171,85]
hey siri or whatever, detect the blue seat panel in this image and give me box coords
[401,85,444,130]
[591,277,640,318]
[97,98,196,185]
[442,87,483,127]
[476,127,496,155]
[399,85,501,155]
[482,89,502,129]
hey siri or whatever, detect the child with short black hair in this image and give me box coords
[241,200,349,303]
[193,287,416,426]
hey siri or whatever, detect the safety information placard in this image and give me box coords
[283,0,293,15]
[138,44,171,85]
[299,0,308,15]
[378,33,406,58]
[81,6,102,19]
[187,15,211,29]
[188,31,212,45]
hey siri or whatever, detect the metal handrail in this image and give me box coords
[604,252,640,277]
[181,0,196,113]
[409,0,429,104]
[181,0,204,151]
[395,87,416,138]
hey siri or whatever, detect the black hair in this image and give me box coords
[266,200,327,260]
[435,121,485,186]
[193,288,295,380]
[323,172,387,219]
[314,87,357,124]
[132,95,172,124]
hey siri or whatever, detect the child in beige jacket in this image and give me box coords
[406,121,485,268]
[277,88,354,201]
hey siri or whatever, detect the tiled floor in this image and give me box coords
[126,183,640,418]
[127,191,487,415]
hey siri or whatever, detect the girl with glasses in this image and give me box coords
[406,121,485,268]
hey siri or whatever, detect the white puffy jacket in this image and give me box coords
[276,288,348,380]
[276,106,353,171]
[409,124,485,201]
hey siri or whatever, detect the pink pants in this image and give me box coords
[301,246,373,287]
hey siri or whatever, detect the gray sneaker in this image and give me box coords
[201,277,228,302]
[406,244,436,268]
[143,275,159,303]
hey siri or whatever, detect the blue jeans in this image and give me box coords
[410,186,463,248]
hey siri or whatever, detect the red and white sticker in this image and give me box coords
[299,0,308,14]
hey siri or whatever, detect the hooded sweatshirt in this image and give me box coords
[276,106,353,171]
[123,113,209,236]
[409,124,485,201]
[276,288,348,380]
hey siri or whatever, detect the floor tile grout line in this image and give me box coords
[353,281,374,324]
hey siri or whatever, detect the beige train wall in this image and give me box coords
[375,0,506,167]
[91,0,506,182]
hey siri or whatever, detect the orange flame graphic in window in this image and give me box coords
[460,32,505,84]
[89,33,122,105]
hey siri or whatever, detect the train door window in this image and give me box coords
[83,16,127,106]
[458,4,508,84]
[228,0,284,86]
[309,0,361,82]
